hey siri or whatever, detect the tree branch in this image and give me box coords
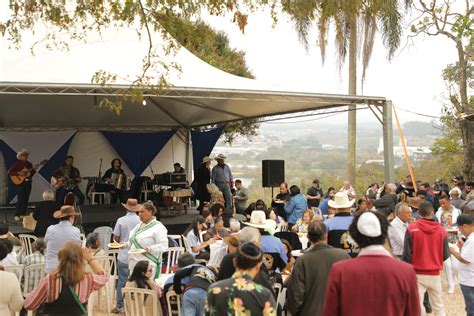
[135,0,153,85]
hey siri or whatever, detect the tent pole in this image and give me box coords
[382,101,395,183]
[185,128,192,183]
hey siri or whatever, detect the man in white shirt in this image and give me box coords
[340,181,356,200]
[449,214,474,316]
[388,202,412,258]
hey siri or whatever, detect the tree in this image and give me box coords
[411,0,473,180]
[282,0,412,185]
[157,14,260,143]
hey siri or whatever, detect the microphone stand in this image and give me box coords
[98,158,103,178]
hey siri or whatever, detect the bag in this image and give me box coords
[23,215,37,231]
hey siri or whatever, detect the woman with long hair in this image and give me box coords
[0,241,23,315]
[125,260,163,315]
[183,215,216,260]
[24,241,108,315]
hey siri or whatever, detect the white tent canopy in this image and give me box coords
[0,28,394,182]
[0,28,387,130]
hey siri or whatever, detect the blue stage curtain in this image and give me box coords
[101,130,176,177]
[39,132,77,181]
[191,125,225,178]
[0,140,18,203]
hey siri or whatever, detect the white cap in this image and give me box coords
[357,212,382,237]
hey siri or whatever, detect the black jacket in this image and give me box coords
[33,200,61,237]
[287,243,350,316]
[373,193,398,216]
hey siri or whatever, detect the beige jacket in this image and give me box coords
[0,270,24,316]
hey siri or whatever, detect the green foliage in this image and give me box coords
[157,14,255,79]
[157,14,260,142]
[282,0,412,81]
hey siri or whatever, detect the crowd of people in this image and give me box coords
[0,161,473,316]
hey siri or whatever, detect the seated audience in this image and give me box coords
[292,209,314,233]
[280,239,295,275]
[319,187,335,216]
[207,242,277,315]
[184,216,216,260]
[85,232,106,257]
[229,219,241,234]
[224,235,239,254]
[207,184,225,208]
[203,217,230,242]
[0,241,23,315]
[0,239,19,266]
[24,242,108,315]
[22,238,47,293]
[125,260,162,315]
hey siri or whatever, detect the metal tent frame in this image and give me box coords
[0,82,394,182]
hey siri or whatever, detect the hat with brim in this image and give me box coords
[243,211,276,230]
[328,192,354,209]
[408,197,422,209]
[53,205,81,219]
[121,198,140,212]
[214,154,226,161]
[202,156,211,164]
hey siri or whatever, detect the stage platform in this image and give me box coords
[1,204,198,236]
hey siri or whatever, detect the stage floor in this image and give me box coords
[1,204,199,235]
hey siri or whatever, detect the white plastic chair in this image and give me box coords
[123,287,162,316]
[94,256,114,314]
[208,244,228,267]
[199,230,207,243]
[162,247,184,274]
[23,263,46,296]
[3,264,24,281]
[18,234,37,257]
[80,233,86,247]
[140,181,153,202]
[168,234,183,248]
[105,249,119,300]
[165,290,182,316]
[181,235,193,254]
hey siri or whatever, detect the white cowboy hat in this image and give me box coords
[202,156,211,164]
[16,149,29,159]
[214,154,227,161]
[328,192,354,209]
[244,211,276,230]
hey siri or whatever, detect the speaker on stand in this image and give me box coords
[262,160,285,197]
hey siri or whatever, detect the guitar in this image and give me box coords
[10,159,48,185]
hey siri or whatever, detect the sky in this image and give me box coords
[200,8,458,124]
[0,3,460,126]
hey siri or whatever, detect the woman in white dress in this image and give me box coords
[127,202,168,279]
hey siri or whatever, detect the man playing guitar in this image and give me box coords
[52,155,85,205]
[7,149,35,220]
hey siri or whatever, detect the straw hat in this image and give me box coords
[53,205,81,219]
[244,211,276,230]
[214,154,227,161]
[202,156,211,164]
[328,192,355,209]
[121,199,140,212]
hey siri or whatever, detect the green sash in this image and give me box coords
[68,285,87,316]
[130,219,162,279]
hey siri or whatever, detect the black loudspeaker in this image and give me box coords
[262,160,285,188]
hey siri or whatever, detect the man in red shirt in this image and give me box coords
[402,201,450,316]
[7,149,35,221]
[323,211,420,316]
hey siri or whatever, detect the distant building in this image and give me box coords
[377,137,431,163]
